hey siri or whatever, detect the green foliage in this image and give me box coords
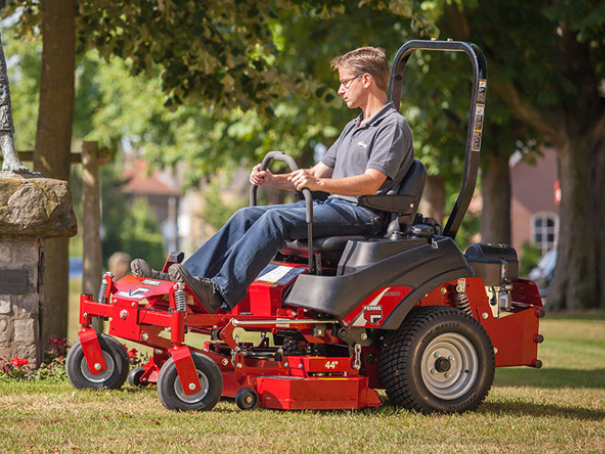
[201,173,247,231]
[436,177,480,251]
[452,211,480,251]
[520,241,543,277]
[6,0,351,113]
[33,354,68,382]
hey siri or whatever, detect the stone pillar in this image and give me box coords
[0,174,76,366]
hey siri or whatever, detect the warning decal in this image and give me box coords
[472,131,483,152]
[256,265,305,284]
[477,79,487,104]
[471,103,484,153]
[474,104,485,132]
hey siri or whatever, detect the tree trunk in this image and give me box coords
[420,175,445,225]
[480,152,511,244]
[548,134,605,310]
[81,141,102,313]
[33,1,76,341]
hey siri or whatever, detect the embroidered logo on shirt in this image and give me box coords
[357,140,368,148]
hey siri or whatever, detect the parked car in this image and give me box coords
[528,249,557,298]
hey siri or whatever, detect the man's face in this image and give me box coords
[337,67,367,109]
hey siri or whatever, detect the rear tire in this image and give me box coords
[379,306,495,413]
[157,352,223,411]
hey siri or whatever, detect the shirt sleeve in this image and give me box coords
[321,130,345,169]
[321,140,338,169]
[366,121,409,180]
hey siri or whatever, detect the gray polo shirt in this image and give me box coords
[322,101,414,203]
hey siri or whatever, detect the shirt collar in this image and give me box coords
[355,101,396,128]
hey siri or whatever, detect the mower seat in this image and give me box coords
[281,160,427,261]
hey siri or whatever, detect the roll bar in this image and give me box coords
[388,40,487,239]
[249,151,315,274]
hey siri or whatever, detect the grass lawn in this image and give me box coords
[1,283,603,453]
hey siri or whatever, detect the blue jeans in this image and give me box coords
[183,198,383,308]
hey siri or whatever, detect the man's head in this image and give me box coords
[331,46,390,109]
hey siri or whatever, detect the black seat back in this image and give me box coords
[357,159,427,234]
[388,159,427,233]
[397,159,427,202]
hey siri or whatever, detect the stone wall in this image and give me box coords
[0,174,76,366]
[0,237,42,363]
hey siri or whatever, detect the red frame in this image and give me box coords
[77,262,543,410]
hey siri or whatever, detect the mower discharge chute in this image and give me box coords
[67,40,544,413]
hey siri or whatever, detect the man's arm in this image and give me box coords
[288,168,387,197]
[249,161,333,191]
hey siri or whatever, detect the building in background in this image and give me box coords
[122,160,181,252]
[510,148,559,256]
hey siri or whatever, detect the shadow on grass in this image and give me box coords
[481,400,605,421]
[494,367,605,389]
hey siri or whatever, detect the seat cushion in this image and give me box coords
[281,235,371,259]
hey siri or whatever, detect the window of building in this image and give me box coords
[531,212,559,254]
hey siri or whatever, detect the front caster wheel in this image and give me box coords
[157,352,223,411]
[379,306,495,414]
[235,387,259,410]
[128,367,147,387]
[66,333,129,390]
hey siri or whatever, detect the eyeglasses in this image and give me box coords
[339,74,363,89]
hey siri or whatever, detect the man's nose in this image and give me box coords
[338,86,346,95]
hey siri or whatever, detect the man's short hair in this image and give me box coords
[331,47,390,92]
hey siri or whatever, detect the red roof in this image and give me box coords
[122,160,180,196]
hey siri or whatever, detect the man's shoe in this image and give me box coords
[168,264,223,314]
[131,258,173,281]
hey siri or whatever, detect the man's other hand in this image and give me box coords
[250,164,273,186]
[288,169,321,191]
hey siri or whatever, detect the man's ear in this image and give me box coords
[361,73,373,88]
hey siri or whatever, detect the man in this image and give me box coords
[132,46,414,314]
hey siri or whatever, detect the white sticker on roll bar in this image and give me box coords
[474,104,485,132]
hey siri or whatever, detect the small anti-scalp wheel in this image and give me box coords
[379,306,495,413]
[235,387,259,410]
[66,333,129,390]
[157,352,223,411]
[128,367,147,387]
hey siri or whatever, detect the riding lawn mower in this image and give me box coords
[66,40,544,414]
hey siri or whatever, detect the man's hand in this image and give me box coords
[249,164,274,186]
[288,169,322,191]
